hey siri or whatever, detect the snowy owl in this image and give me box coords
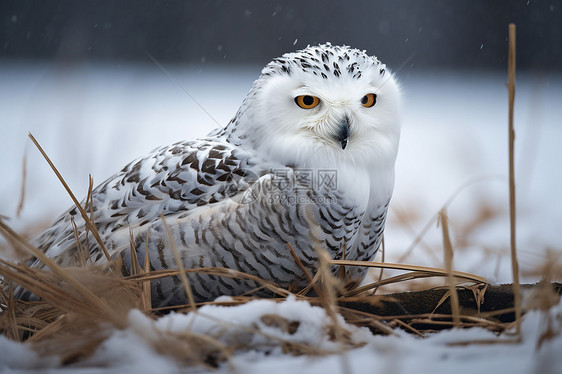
[18,43,401,307]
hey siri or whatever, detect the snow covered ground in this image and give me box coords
[2,295,562,374]
[0,62,561,372]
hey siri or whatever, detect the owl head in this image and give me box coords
[226,43,401,170]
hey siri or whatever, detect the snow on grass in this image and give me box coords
[2,295,560,373]
[150,295,368,353]
[0,335,58,371]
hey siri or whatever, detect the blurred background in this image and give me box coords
[1,1,561,284]
[1,0,561,72]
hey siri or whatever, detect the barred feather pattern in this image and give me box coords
[16,43,399,307]
[22,137,387,306]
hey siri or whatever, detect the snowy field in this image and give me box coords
[0,62,561,372]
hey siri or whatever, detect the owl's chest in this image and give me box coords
[317,164,391,261]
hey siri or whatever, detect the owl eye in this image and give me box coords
[294,95,320,109]
[361,93,377,108]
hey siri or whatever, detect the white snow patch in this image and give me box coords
[3,296,560,373]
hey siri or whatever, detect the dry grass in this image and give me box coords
[28,133,111,262]
[1,190,560,368]
[2,200,556,367]
[508,23,522,337]
[440,208,461,327]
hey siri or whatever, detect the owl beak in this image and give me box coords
[337,116,350,150]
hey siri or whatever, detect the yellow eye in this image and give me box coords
[361,93,377,108]
[294,95,320,109]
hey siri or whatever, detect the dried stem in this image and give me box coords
[27,133,111,262]
[439,209,461,327]
[160,214,197,313]
[508,23,521,336]
[287,243,323,298]
[141,228,152,312]
[329,259,487,285]
[16,144,28,218]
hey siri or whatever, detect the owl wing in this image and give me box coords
[23,135,369,305]
[30,136,265,264]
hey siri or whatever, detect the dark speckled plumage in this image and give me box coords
[15,43,400,307]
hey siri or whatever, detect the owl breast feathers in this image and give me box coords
[19,43,401,307]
